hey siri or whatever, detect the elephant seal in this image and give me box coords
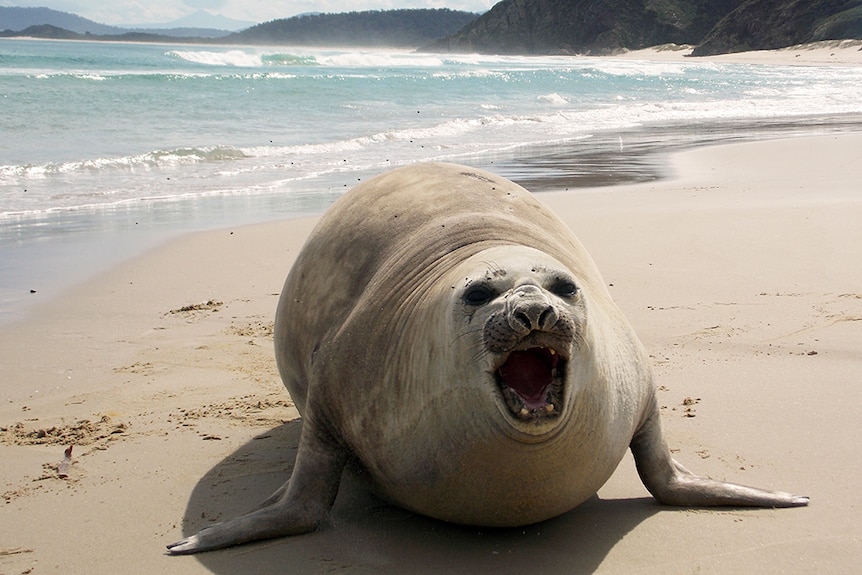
[168,162,808,554]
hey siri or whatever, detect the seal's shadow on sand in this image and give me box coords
[179,421,660,574]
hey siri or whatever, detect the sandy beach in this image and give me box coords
[620,38,862,66]
[2,46,862,573]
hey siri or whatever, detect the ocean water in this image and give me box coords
[2,38,862,322]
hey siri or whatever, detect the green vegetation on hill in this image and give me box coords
[3,3,861,55]
[0,6,235,38]
[0,8,478,49]
[229,9,478,47]
[429,0,862,55]
[693,0,862,55]
[0,6,122,35]
[426,0,745,54]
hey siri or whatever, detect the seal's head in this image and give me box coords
[450,245,587,437]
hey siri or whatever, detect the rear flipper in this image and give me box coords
[167,424,346,555]
[630,407,809,508]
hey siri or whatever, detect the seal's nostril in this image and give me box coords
[539,307,556,329]
[513,311,532,331]
[509,298,557,333]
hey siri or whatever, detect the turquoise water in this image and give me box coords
[2,38,862,321]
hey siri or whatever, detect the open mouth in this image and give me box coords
[495,347,566,420]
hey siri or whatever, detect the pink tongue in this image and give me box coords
[498,349,553,406]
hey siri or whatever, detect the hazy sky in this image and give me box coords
[1,0,496,25]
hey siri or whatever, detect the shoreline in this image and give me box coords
[1,132,861,573]
[3,38,862,325]
[4,112,862,327]
[6,35,862,66]
[619,39,862,66]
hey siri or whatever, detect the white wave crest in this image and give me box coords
[166,50,266,67]
[0,146,249,181]
[166,48,445,69]
[315,52,445,68]
[538,93,568,105]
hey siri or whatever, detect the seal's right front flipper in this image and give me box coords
[167,425,346,555]
[630,405,809,509]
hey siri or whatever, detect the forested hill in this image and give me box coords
[0,6,238,38]
[693,0,862,55]
[5,3,860,54]
[428,0,862,55]
[227,9,478,47]
[0,8,479,48]
[0,6,123,35]
[428,0,740,54]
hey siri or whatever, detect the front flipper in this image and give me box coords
[167,423,346,555]
[630,405,809,508]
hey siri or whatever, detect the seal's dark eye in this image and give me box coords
[463,284,495,306]
[550,278,578,298]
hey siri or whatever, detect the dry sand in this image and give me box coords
[2,48,861,574]
[620,39,862,66]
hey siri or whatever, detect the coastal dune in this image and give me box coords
[1,132,860,572]
[620,38,862,66]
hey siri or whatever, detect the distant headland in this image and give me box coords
[2,2,861,56]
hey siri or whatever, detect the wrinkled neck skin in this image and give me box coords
[314,244,653,526]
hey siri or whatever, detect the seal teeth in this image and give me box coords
[495,350,566,421]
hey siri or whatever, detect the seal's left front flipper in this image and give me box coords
[630,406,809,508]
[167,423,346,555]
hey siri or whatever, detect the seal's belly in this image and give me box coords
[362,430,628,527]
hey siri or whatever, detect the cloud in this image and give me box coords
[89,2,185,25]
[183,0,227,10]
